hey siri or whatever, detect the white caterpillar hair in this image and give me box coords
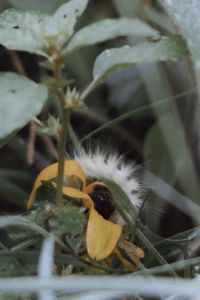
[74,147,142,209]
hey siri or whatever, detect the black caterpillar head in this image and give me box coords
[89,185,114,220]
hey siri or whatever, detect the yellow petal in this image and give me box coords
[113,241,144,271]
[27,160,86,208]
[113,248,137,272]
[124,240,144,261]
[85,181,108,194]
[86,208,122,260]
[61,186,93,209]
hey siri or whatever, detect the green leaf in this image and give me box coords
[144,170,200,224]
[114,0,174,33]
[102,180,177,276]
[50,207,87,234]
[0,0,89,55]
[0,72,48,139]
[43,0,89,47]
[0,178,27,208]
[64,17,160,54]
[0,216,49,238]
[160,0,200,98]
[93,36,188,82]
[0,9,49,56]
[145,113,200,203]
[80,89,195,143]
[0,256,22,277]
[7,0,66,13]
[101,178,138,225]
[0,130,17,148]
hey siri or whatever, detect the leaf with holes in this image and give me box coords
[93,36,188,82]
[0,0,89,55]
[0,72,48,139]
[43,0,89,47]
[0,8,49,56]
[64,17,160,54]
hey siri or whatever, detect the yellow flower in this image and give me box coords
[27,160,122,261]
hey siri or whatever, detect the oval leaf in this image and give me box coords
[93,36,188,82]
[160,0,200,98]
[0,0,89,55]
[44,0,88,46]
[0,72,48,139]
[7,0,66,13]
[65,17,160,54]
[0,9,48,56]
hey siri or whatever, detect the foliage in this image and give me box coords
[0,0,200,299]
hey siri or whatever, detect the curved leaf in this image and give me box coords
[65,17,160,54]
[93,36,188,82]
[7,0,66,13]
[0,9,48,56]
[44,0,89,46]
[0,0,89,55]
[160,0,200,98]
[0,72,48,139]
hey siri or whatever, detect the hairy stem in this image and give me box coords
[55,108,70,207]
[51,51,70,207]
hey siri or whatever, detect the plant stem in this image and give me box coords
[50,50,70,208]
[55,107,70,207]
[80,80,97,102]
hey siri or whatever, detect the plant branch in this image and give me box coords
[80,80,97,102]
[50,50,71,207]
[55,107,70,207]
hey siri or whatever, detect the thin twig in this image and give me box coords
[8,49,37,165]
[27,121,36,165]
[42,136,58,160]
[55,108,70,207]
[8,50,26,76]
[80,80,97,102]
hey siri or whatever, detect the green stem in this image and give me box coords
[55,106,70,275]
[50,51,70,208]
[79,79,97,102]
[55,108,70,207]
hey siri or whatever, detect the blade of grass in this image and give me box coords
[0,276,199,296]
[134,255,200,277]
[68,123,80,152]
[80,88,197,143]
[113,0,174,32]
[38,236,56,300]
[103,179,178,277]
[145,170,200,223]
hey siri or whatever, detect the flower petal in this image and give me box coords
[61,186,93,209]
[85,181,108,194]
[124,240,144,261]
[86,208,122,260]
[113,248,137,271]
[27,160,86,208]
